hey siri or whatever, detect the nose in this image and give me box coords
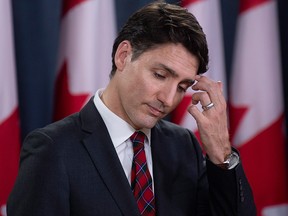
[158,85,177,107]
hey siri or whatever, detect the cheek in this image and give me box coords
[172,91,186,107]
[138,76,160,95]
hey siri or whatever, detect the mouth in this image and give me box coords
[147,104,165,117]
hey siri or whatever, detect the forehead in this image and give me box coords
[138,43,199,77]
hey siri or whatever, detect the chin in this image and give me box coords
[139,117,159,129]
[130,111,161,129]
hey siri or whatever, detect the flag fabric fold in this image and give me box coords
[0,0,21,215]
[230,0,288,215]
[54,0,116,121]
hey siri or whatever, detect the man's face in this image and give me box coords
[110,42,199,129]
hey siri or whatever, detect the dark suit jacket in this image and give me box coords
[8,98,256,216]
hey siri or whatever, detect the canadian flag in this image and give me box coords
[54,0,116,121]
[0,0,21,215]
[230,0,288,215]
[172,0,226,134]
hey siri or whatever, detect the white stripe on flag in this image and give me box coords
[231,1,283,147]
[0,0,20,215]
[230,0,288,214]
[54,0,116,120]
[0,0,17,123]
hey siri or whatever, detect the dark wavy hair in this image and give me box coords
[110,1,209,78]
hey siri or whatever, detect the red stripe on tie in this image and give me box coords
[62,0,88,17]
[130,131,155,215]
[239,0,271,13]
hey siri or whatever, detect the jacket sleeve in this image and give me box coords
[187,130,256,216]
[7,130,70,216]
[206,157,256,216]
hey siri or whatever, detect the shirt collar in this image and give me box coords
[93,89,151,147]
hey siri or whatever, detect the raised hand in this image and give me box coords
[188,75,231,164]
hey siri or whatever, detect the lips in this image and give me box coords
[147,104,164,117]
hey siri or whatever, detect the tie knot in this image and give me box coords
[130,131,146,152]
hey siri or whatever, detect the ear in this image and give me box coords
[114,40,133,71]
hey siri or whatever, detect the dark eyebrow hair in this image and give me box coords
[158,63,177,77]
[157,63,195,86]
[181,79,195,86]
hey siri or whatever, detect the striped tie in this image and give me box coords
[130,131,156,216]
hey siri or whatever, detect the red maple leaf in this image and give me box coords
[239,0,270,13]
[229,103,288,214]
[182,0,203,7]
[228,103,249,142]
[53,61,90,121]
[61,0,88,17]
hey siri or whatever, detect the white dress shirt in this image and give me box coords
[93,89,154,187]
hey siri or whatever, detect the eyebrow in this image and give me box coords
[157,63,195,86]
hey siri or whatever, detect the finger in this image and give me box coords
[192,75,214,89]
[187,104,205,123]
[192,76,219,96]
[192,91,212,107]
[192,75,225,107]
[192,76,220,107]
[217,81,223,93]
[202,102,215,111]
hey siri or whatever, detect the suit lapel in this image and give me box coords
[80,99,139,216]
[151,125,174,216]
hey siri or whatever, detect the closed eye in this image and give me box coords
[154,72,166,79]
[178,80,195,93]
[177,86,187,93]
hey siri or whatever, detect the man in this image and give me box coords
[8,2,256,216]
